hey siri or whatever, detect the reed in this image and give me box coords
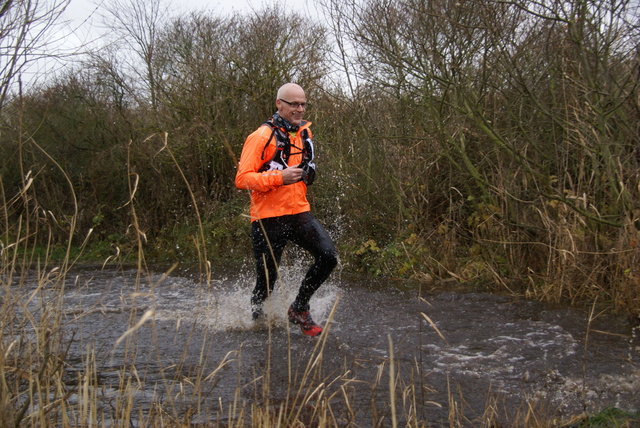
[1,136,631,428]
[0,263,576,428]
[0,260,625,427]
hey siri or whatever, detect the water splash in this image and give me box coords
[151,263,342,332]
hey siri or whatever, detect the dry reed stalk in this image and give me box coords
[447,376,457,428]
[421,312,448,345]
[282,296,340,425]
[480,393,499,427]
[388,334,397,428]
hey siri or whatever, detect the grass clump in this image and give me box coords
[567,407,640,427]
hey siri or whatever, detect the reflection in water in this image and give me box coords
[15,265,640,425]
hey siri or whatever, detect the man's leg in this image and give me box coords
[251,219,286,318]
[290,212,338,312]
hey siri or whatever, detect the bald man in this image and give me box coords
[235,83,338,337]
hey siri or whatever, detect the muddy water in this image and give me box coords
[25,265,640,426]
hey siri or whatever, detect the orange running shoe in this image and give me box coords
[287,305,323,337]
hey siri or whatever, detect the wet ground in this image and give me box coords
[16,264,640,426]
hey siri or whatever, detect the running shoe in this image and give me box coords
[252,305,264,321]
[287,305,323,337]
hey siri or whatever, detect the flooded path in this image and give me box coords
[21,265,640,426]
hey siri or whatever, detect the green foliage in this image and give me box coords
[571,407,640,427]
[149,199,251,269]
[347,233,432,280]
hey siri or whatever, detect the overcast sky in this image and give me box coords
[63,0,320,35]
[58,0,322,55]
[23,0,322,85]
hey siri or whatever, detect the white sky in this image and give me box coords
[63,0,321,38]
[23,0,323,86]
[58,0,323,57]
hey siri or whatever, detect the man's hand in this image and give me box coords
[281,167,303,185]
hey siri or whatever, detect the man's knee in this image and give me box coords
[321,249,339,271]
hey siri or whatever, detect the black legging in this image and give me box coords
[251,212,338,312]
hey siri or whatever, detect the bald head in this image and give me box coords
[277,83,305,100]
[276,83,307,126]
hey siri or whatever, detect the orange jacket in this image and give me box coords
[235,121,312,221]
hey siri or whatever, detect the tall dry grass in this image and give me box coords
[1,151,582,427]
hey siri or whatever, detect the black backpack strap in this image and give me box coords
[258,121,291,172]
[298,129,316,185]
[257,121,314,185]
[260,123,276,161]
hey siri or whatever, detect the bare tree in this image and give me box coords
[224,7,330,117]
[101,0,170,111]
[0,0,71,110]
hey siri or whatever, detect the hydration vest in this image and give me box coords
[258,119,316,185]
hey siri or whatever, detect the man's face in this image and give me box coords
[276,89,307,126]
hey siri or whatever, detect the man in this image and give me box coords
[235,83,338,337]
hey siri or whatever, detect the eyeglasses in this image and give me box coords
[278,99,310,109]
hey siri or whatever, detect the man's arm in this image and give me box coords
[235,126,303,191]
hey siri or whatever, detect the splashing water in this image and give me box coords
[151,264,341,332]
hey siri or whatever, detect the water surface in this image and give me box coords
[20,265,640,426]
